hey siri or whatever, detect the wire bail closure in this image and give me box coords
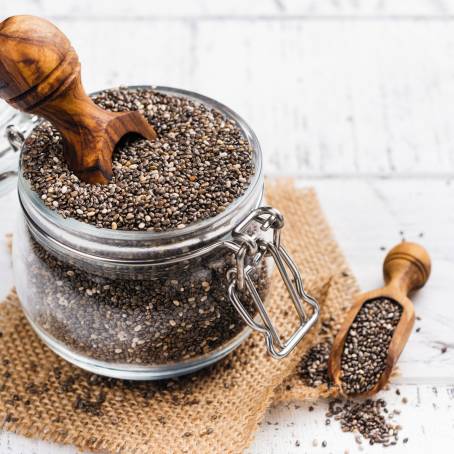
[0,122,26,190]
[6,114,318,359]
[227,207,319,359]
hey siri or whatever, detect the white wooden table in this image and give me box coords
[0,1,453,452]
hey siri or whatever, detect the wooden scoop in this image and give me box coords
[328,241,431,397]
[0,15,156,184]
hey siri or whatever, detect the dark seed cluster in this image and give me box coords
[25,235,269,364]
[340,298,402,395]
[22,87,254,231]
[298,341,332,387]
[326,398,403,447]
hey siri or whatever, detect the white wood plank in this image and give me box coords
[50,19,194,93]
[193,20,454,178]
[279,0,454,17]
[248,384,454,454]
[21,18,454,178]
[0,0,278,19]
[1,0,451,19]
[3,17,454,177]
[0,432,77,454]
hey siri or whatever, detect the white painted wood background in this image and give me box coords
[0,0,453,453]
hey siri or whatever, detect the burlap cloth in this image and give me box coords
[0,181,358,453]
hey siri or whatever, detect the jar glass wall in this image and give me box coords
[13,87,272,379]
[13,210,271,379]
[12,86,318,380]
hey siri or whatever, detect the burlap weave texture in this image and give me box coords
[0,182,358,453]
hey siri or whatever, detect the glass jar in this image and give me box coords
[7,86,319,380]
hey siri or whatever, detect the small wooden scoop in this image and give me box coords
[328,241,431,397]
[0,15,156,184]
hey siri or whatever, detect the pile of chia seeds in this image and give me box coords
[340,298,402,395]
[326,398,404,447]
[24,236,268,364]
[18,87,267,366]
[298,341,332,387]
[22,87,254,232]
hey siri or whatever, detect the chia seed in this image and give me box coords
[297,299,405,448]
[298,341,332,387]
[24,235,269,364]
[326,398,403,447]
[340,298,402,395]
[22,87,254,232]
[17,86,269,367]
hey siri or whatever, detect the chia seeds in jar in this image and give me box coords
[11,86,319,379]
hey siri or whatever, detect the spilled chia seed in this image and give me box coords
[326,398,403,447]
[298,341,332,387]
[0,355,225,441]
[298,296,406,447]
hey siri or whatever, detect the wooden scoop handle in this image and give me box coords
[383,242,431,297]
[0,15,156,184]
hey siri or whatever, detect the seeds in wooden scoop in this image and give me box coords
[22,87,254,232]
[340,298,402,395]
[298,306,405,448]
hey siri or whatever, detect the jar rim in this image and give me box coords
[18,85,264,265]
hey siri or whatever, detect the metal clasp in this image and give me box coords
[0,125,26,192]
[0,110,37,195]
[227,207,319,359]
[5,124,25,152]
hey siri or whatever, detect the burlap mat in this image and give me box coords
[0,181,358,453]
